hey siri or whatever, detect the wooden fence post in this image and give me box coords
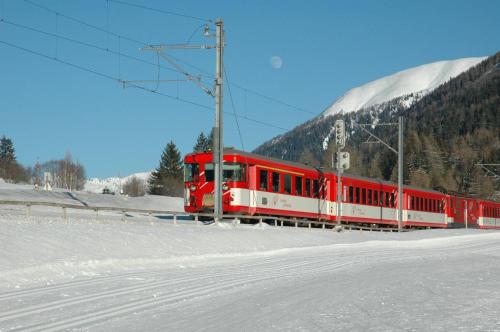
[173,214,177,225]
[26,204,31,219]
[62,207,67,222]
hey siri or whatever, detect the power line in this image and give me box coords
[0,38,289,131]
[224,65,245,151]
[23,0,314,118]
[23,0,145,47]
[169,55,316,115]
[108,0,213,23]
[2,18,180,75]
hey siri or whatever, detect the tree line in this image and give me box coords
[0,130,213,197]
[0,135,87,190]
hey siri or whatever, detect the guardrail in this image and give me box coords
[0,199,408,232]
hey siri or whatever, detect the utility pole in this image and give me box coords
[354,115,404,231]
[213,19,224,223]
[133,21,225,223]
[398,116,403,231]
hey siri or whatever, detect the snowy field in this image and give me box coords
[0,189,500,331]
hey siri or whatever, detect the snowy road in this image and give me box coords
[1,215,500,331]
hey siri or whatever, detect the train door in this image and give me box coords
[248,165,257,215]
[466,199,479,227]
[450,197,465,224]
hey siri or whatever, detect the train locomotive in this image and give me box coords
[184,149,500,229]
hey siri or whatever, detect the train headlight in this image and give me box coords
[189,184,197,192]
[222,183,229,191]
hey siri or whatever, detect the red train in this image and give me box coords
[184,149,500,229]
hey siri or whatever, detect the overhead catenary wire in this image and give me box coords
[0,38,288,131]
[23,0,314,117]
[107,0,213,23]
[168,55,317,115]
[224,65,245,151]
[1,18,181,76]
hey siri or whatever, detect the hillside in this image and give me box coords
[254,53,500,199]
[322,57,485,117]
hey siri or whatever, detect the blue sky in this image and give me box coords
[1,0,499,178]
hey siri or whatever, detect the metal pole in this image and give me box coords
[398,116,403,231]
[464,199,468,229]
[336,152,342,225]
[213,19,224,223]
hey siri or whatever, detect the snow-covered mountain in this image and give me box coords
[322,56,486,117]
[85,171,151,194]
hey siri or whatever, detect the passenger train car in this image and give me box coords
[184,149,500,229]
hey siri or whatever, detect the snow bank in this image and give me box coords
[1,211,497,289]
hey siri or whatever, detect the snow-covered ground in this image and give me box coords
[1,198,500,331]
[0,181,183,212]
[322,56,486,117]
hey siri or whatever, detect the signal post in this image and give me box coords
[334,120,349,225]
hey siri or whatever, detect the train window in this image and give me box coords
[184,163,199,182]
[374,190,378,205]
[380,191,384,206]
[434,200,437,212]
[305,179,311,197]
[295,176,303,195]
[361,188,366,204]
[272,172,280,192]
[385,192,390,207]
[204,163,246,182]
[259,170,268,190]
[223,162,246,182]
[204,163,214,181]
[368,189,373,205]
[390,193,395,208]
[349,186,354,203]
[313,180,319,198]
[284,174,292,194]
[355,187,360,203]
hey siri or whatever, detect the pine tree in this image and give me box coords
[0,135,18,181]
[148,141,184,196]
[206,128,214,151]
[193,132,208,152]
[0,136,16,161]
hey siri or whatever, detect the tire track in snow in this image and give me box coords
[2,234,498,331]
[0,254,354,325]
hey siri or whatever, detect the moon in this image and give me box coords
[270,56,283,69]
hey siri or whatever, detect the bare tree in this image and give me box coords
[122,176,146,197]
[35,153,86,190]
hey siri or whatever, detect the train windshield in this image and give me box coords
[204,162,246,182]
[184,163,200,182]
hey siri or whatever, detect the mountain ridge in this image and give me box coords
[321,56,486,118]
